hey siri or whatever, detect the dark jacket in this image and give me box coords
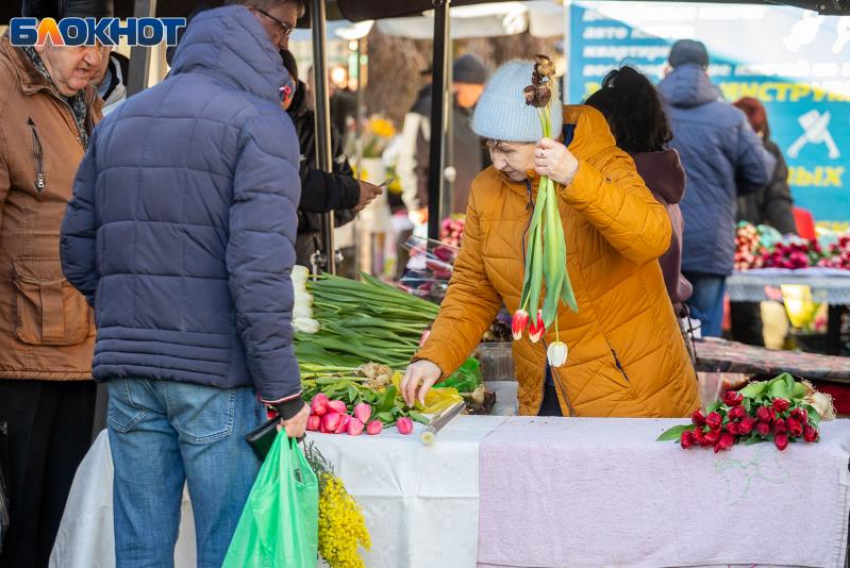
[633,150,692,312]
[659,64,775,276]
[736,137,796,234]
[61,6,304,413]
[0,34,102,380]
[287,81,359,265]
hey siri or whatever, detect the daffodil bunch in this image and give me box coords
[512,55,577,368]
[304,443,371,568]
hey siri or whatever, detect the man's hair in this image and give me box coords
[226,0,306,18]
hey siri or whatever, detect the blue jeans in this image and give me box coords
[683,272,727,338]
[107,379,264,568]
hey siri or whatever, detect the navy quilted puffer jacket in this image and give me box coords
[61,6,303,407]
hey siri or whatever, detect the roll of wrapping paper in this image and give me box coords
[420,401,466,446]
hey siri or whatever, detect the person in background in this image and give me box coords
[397,54,490,224]
[585,65,692,316]
[60,3,309,566]
[90,44,129,115]
[730,96,797,346]
[280,49,382,269]
[402,61,699,419]
[0,15,102,568]
[659,39,775,337]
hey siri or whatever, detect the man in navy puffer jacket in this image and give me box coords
[60,3,309,565]
[659,40,775,337]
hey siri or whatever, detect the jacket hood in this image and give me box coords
[169,6,288,104]
[632,150,686,205]
[659,64,719,109]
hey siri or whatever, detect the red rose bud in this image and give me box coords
[705,412,723,431]
[511,309,530,341]
[772,398,790,413]
[366,420,383,435]
[311,393,329,416]
[787,417,803,438]
[691,410,706,427]
[723,390,743,407]
[725,422,739,436]
[772,418,787,435]
[347,417,365,436]
[774,433,789,451]
[307,415,321,432]
[327,400,348,415]
[335,414,352,434]
[756,406,773,422]
[715,432,735,453]
[739,417,756,435]
[681,430,696,449]
[756,421,771,437]
[803,425,819,442]
[704,429,720,446]
[396,417,414,435]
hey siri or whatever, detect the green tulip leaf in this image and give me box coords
[740,381,767,398]
[656,424,692,442]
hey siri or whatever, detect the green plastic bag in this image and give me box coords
[222,433,319,568]
[438,357,482,393]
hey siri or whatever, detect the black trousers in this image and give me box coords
[0,380,96,568]
[538,382,564,417]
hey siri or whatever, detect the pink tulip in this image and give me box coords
[348,417,365,436]
[335,414,351,434]
[322,412,341,433]
[311,393,329,416]
[307,415,321,432]
[327,400,348,415]
[353,403,372,424]
[366,420,383,435]
[511,309,529,340]
[396,417,414,435]
[528,310,545,343]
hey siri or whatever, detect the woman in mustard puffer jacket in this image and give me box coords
[401,61,699,418]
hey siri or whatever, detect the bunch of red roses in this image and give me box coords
[659,374,823,452]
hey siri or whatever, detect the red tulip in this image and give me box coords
[772,418,787,435]
[691,410,706,427]
[729,406,748,420]
[366,420,383,435]
[803,426,819,442]
[311,393,329,416]
[774,433,789,451]
[353,403,372,424]
[396,417,414,435]
[704,429,720,446]
[739,416,756,435]
[772,398,790,413]
[756,406,774,422]
[512,309,530,341]
[528,310,545,343]
[705,412,723,431]
[787,417,803,438]
[348,417,365,436]
[756,421,771,437]
[322,412,341,433]
[725,422,739,436]
[681,430,696,449]
[723,390,743,407]
[327,400,348,415]
[715,432,735,453]
[335,414,352,434]
[790,408,807,423]
[307,415,321,432]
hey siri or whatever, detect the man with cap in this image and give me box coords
[0,5,103,566]
[397,53,490,223]
[659,39,775,337]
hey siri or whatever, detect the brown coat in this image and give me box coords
[0,34,101,380]
[415,106,699,417]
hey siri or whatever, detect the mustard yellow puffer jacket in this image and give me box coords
[415,105,700,417]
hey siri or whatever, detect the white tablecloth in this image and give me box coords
[49,416,506,568]
[727,269,850,304]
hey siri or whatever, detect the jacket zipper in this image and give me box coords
[28,118,45,192]
[521,180,575,416]
[609,345,631,383]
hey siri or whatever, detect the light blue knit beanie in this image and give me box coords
[472,60,563,143]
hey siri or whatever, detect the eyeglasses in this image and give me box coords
[255,7,295,38]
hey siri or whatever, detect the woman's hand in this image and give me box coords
[534,137,578,186]
[401,360,442,407]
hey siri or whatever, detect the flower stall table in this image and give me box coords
[727,268,850,305]
[51,417,850,568]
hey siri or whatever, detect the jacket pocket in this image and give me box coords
[13,258,91,346]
